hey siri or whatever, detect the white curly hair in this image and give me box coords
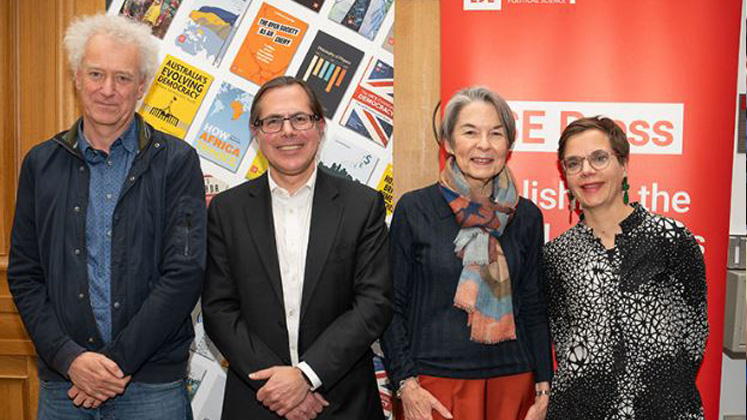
[63,14,159,84]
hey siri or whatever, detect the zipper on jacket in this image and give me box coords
[184,213,192,257]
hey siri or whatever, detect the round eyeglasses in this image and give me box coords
[562,149,615,174]
[253,113,320,134]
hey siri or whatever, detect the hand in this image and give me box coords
[400,379,452,420]
[67,385,103,409]
[67,352,131,400]
[285,392,329,420]
[250,366,309,416]
[523,382,549,420]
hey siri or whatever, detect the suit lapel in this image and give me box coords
[301,170,342,319]
[243,174,284,305]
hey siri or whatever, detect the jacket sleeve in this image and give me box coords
[201,194,288,392]
[672,225,708,369]
[379,194,419,389]
[516,203,553,383]
[100,147,206,375]
[299,192,393,390]
[8,151,87,377]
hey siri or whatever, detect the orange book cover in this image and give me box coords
[230,3,308,85]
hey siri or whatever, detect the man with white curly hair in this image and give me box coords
[8,13,205,419]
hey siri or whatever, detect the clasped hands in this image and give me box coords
[249,366,329,420]
[66,352,131,409]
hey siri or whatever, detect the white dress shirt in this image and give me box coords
[268,167,323,390]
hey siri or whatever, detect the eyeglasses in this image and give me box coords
[253,113,320,134]
[562,149,615,174]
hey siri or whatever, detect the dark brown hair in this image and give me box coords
[558,116,630,164]
[249,76,324,127]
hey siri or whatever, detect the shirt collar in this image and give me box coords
[77,118,139,155]
[268,165,318,197]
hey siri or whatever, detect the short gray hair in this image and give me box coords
[440,86,516,150]
[64,14,159,84]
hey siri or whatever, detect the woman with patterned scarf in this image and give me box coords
[381,87,553,420]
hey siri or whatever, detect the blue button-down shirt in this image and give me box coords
[77,120,138,343]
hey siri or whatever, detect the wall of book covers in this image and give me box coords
[107,0,395,418]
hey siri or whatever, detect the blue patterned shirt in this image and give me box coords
[77,120,138,343]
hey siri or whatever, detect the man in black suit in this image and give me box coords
[202,76,392,420]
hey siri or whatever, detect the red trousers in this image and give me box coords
[394,372,535,420]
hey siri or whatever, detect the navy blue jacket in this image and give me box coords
[381,184,553,389]
[8,114,206,382]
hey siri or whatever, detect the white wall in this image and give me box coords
[730,0,746,236]
[721,4,746,418]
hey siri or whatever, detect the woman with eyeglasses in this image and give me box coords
[380,87,553,420]
[543,116,709,420]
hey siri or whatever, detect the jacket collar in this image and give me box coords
[60,113,152,153]
[243,167,342,318]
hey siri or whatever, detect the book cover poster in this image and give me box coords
[381,24,393,53]
[292,0,325,12]
[120,0,184,39]
[339,58,393,148]
[245,150,269,180]
[295,31,364,118]
[376,163,393,217]
[204,174,230,206]
[328,0,393,41]
[231,3,308,86]
[174,0,252,65]
[140,55,214,139]
[373,355,394,420]
[320,137,379,184]
[194,82,254,173]
[186,360,207,400]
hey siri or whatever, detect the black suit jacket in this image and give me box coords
[202,169,392,420]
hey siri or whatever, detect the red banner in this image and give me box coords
[441,1,743,419]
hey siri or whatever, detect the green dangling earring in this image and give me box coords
[622,176,630,205]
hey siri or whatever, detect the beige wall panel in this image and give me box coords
[393,0,442,203]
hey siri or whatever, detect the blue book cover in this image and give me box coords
[194,82,254,173]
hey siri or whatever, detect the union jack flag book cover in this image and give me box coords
[339,57,393,148]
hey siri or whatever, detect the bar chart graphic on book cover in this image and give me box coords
[295,31,363,118]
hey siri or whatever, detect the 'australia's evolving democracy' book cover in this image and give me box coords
[173,0,252,66]
[231,3,308,86]
[339,57,393,148]
[140,55,213,139]
[120,0,184,39]
[328,0,393,41]
[295,31,364,118]
[193,82,254,173]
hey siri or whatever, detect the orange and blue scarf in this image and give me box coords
[439,156,518,343]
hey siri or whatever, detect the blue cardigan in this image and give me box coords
[380,183,553,389]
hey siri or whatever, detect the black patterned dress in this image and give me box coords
[543,203,708,420]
